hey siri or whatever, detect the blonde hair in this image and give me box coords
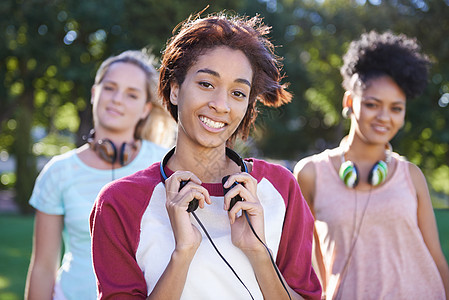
[95,49,176,146]
[140,99,177,148]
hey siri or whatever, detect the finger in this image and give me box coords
[223,185,243,211]
[188,190,206,209]
[166,173,203,204]
[223,173,257,194]
[167,188,208,213]
[166,171,202,191]
[165,173,210,208]
[223,184,257,211]
[177,172,202,185]
[178,184,211,206]
[183,183,211,202]
[228,201,261,224]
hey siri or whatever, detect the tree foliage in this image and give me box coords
[240,0,449,201]
[1,0,448,212]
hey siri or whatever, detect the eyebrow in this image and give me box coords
[103,80,143,93]
[362,96,405,105]
[197,68,252,88]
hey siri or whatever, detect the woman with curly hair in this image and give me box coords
[294,31,448,299]
[90,12,321,300]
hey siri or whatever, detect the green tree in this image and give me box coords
[1,0,448,213]
[0,0,243,214]
[240,0,449,199]
[1,0,65,213]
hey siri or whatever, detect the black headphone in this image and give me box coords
[160,147,247,212]
[339,143,392,188]
[160,147,247,182]
[159,146,291,300]
[86,130,137,166]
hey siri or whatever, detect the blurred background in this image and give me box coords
[0,0,448,299]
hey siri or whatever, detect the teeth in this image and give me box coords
[200,116,225,129]
[373,125,388,132]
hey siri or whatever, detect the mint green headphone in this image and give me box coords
[339,144,392,188]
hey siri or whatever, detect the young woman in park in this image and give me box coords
[25,50,172,300]
[90,13,322,299]
[294,31,449,299]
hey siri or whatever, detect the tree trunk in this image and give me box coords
[76,103,93,147]
[13,92,37,214]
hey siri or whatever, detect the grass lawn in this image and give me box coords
[0,214,33,300]
[0,210,448,299]
[435,209,449,261]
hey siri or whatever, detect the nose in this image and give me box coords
[209,89,230,113]
[377,107,390,121]
[111,90,123,104]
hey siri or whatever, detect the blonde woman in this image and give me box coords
[25,50,171,300]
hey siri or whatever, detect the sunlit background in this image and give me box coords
[1,0,448,298]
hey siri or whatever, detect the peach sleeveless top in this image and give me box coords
[312,149,445,299]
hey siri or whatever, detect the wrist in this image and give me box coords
[172,245,198,262]
[243,244,271,263]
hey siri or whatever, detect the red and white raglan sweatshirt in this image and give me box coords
[90,159,322,299]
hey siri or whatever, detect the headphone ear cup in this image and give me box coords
[339,160,359,188]
[119,143,128,166]
[368,160,388,186]
[96,139,117,164]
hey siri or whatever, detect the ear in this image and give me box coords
[170,82,179,106]
[342,91,353,109]
[90,86,96,105]
[141,101,152,120]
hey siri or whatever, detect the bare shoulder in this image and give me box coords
[293,156,318,208]
[294,148,340,181]
[405,161,431,202]
[407,161,428,187]
[293,156,316,183]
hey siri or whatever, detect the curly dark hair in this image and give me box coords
[159,12,292,141]
[340,31,431,99]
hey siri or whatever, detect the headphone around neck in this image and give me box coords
[158,147,292,300]
[339,143,392,188]
[160,147,248,181]
[87,130,137,166]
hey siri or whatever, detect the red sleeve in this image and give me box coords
[90,166,160,299]
[251,159,322,300]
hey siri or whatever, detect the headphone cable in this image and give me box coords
[334,187,373,299]
[243,211,292,300]
[111,165,115,181]
[191,211,255,300]
[160,147,290,299]
[191,209,292,300]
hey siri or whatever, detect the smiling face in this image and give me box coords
[92,62,151,138]
[348,75,406,145]
[170,46,253,150]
